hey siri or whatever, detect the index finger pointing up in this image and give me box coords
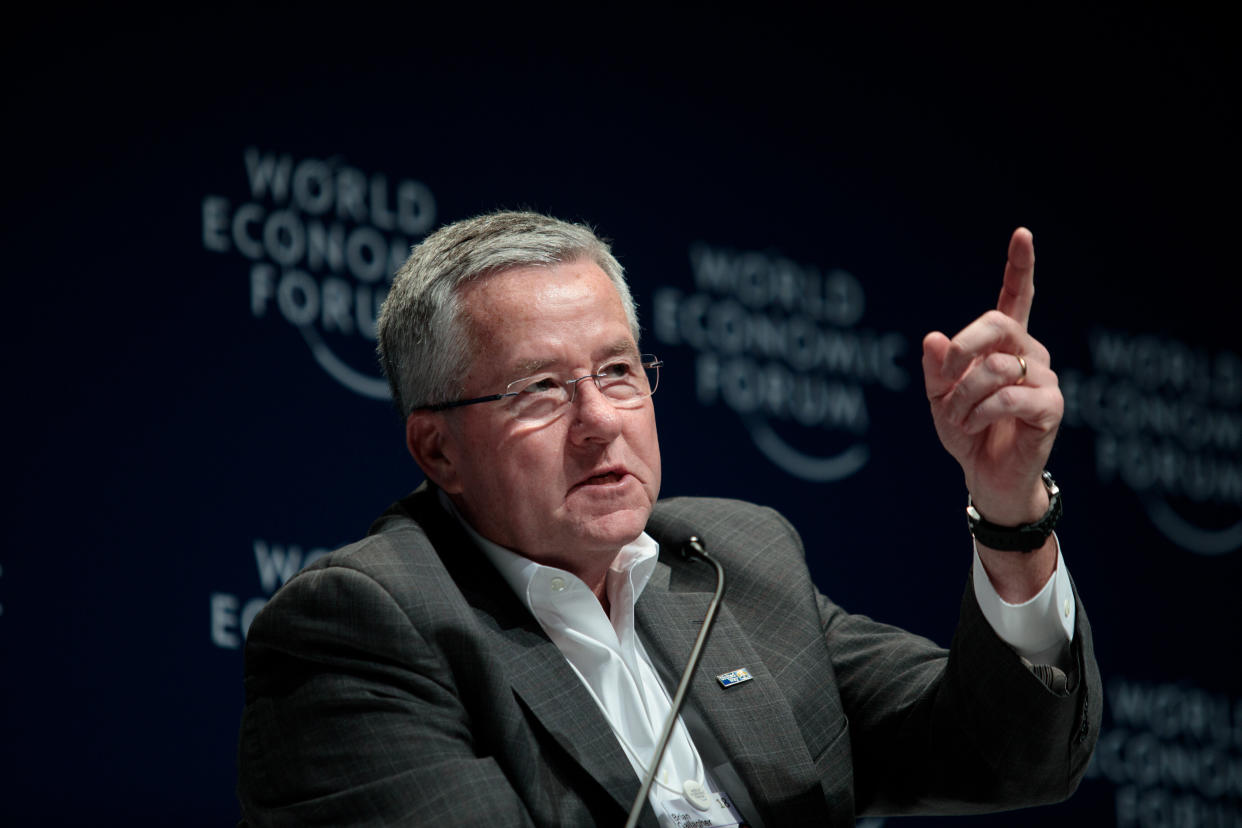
[997,227,1035,330]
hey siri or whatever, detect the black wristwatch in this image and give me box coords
[966,470,1061,552]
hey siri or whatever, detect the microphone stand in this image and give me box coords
[623,536,726,828]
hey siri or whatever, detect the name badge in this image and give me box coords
[657,789,748,828]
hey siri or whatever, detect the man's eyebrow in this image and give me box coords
[508,341,638,378]
[599,339,640,360]
[512,357,555,377]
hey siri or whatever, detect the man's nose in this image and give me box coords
[569,378,622,439]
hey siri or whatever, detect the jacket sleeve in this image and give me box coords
[237,563,537,828]
[816,563,1101,816]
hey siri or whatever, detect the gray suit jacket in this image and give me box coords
[238,485,1100,826]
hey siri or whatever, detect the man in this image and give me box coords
[237,211,1100,826]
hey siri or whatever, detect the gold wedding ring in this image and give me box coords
[1015,354,1028,385]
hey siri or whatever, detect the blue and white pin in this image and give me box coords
[716,668,753,688]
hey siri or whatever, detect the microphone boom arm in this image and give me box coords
[623,536,726,828]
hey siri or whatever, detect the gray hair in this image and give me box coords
[377,210,639,417]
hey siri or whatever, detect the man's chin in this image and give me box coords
[575,506,651,551]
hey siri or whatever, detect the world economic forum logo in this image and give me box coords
[201,147,436,399]
[653,243,908,483]
[1062,329,1242,555]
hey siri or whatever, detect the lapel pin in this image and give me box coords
[716,668,753,688]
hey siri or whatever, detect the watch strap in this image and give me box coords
[966,470,1062,552]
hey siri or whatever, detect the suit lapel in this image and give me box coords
[493,614,652,822]
[401,485,656,826]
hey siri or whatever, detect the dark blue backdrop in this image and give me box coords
[4,8,1239,826]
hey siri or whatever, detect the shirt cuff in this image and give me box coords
[972,532,1075,664]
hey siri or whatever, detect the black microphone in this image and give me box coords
[623,535,727,828]
[679,535,709,562]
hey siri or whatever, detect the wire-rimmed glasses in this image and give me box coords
[420,354,663,424]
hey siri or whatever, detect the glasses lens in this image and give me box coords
[596,357,648,401]
[644,356,660,397]
[599,355,661,404]
[507,374,569,422]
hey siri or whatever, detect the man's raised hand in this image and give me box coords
[921,228,1063,531]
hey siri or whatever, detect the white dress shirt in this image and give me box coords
[441,492,705,811]
[974,535,1076,666]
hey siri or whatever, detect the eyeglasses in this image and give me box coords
[421,354,663,424]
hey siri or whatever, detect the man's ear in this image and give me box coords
[405,411,463,493]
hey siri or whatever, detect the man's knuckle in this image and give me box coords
[984,309,1010,330]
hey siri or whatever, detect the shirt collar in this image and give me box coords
[436,488,661,623]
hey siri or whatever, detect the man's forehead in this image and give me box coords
[459,262,636,374]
